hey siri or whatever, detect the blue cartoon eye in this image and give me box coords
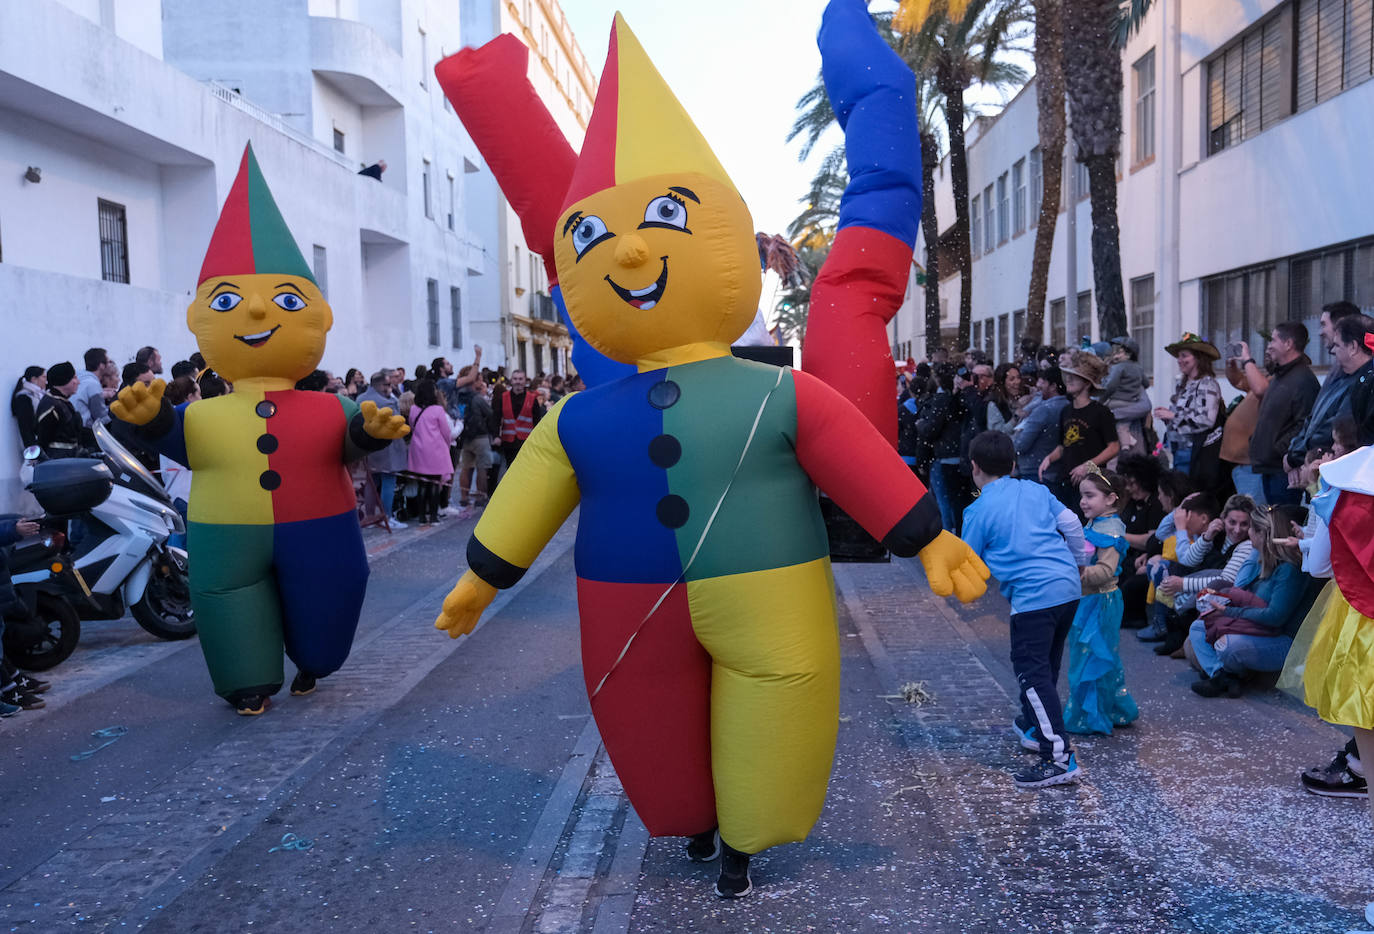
[273,292,306,311]
[570,214,612,259]
[209,292,242,312]
[642,195,688,231]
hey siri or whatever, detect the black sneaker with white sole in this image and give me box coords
[686,828,721,862]
[1012,754,1081,789]
[1300,749,1368,798]
[715,843,752,899]
[290,672,317,696]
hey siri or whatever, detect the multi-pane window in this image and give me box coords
[996,172,1010,243]
[1130,275,1156,375]
[422,160,433,219]
[450,286,462,349]
[970,194,981,258]
[426,278,440,346]
[973,319,983,350]
[1296,0,1374,111]
[1208,11,1289,154]
[1012,159,1027,235]
[98,199,129,284]
[1202,265,1278,363]
[312,244,328,299]
[1029,147,1043,227]
[1076,291,1093,343]
[1050,298,1067,349]
[1134,49,1156,163]
[983,183,995,254]
[1289,236,1374,368]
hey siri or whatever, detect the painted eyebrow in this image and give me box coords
[275,282,307,295]
[668,187,700,203]
[209,281,239,296]
[562,211,584,236]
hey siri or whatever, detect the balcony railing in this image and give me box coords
[206,82,352,170]
[534,292,558,322]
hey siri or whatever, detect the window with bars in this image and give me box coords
[1076,291,1093,344]
[98,199,129,284]
[996,172,1010,243]
[1289,236,1374,366]
[1029,147,1042,227]
[983,184,995,254]
[1201,265,1278,363]
[1296,0,1374,111]
[1012,159,1027,235]
[1208,10,1290,154]
[1130,275,1156,375]
[1050,298,1067,348]
[450,286,462,348]
[426,278,440,346]
[970,194,981,259]
[1134,49,1156,163]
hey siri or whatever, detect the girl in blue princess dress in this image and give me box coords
[1065,468,1140,734]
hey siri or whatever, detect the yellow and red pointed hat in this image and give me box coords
[198,143,316,286]
[560,13,738,211]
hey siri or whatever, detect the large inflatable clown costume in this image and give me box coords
[433,4,989,897]
[112,145,409,715]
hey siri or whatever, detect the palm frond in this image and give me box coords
[1115,0,1154,46]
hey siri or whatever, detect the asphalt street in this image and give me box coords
[1,512,1371,933]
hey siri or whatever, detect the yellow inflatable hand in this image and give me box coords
[110,378,166,427]
[359,399,411,440]
[917,530,991,604]
[434,569,499,638]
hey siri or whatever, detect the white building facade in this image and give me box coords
[0,0,515,508]
[893,0,1374,393]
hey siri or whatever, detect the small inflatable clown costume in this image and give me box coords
[434,9,987,888]
[112,145,408,714]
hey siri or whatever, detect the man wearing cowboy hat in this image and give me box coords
[1243,321,1319,505]
[1039,351,1119,513]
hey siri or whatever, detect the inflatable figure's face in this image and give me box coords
[187,273,332,383]
[554,172,760,364]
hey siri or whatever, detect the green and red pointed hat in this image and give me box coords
[198,143,316,286]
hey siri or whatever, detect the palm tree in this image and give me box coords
[895,0,1032,350]
[1024,0,1064,345]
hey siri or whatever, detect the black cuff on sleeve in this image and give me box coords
[467,535,526,590]
[349,412,392,453]
[138,399,176,440]
[881,492,944,558]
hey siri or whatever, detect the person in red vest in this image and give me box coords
[492,369,544,467]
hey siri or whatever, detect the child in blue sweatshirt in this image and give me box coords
[961,432,1089,789]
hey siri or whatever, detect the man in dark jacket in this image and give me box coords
[359,370,410,528]
[455,377,499,509]
[916,364,966,532]
[1286,301,1363,466]
[1331,315,1374,445]
[34,362,84,460]
[1245,322,1319,505]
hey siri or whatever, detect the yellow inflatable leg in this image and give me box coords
[686,557,841,854]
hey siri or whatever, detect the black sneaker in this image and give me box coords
[16,674,51,694]
[234,694,271,716]
[290,672,317,696]
[1012,754,1082,789]
[686,828,721,862]
[715,843,752,899]
[0,687,44,710]
[1300,750,1368,798]
[1190,671,1243,698]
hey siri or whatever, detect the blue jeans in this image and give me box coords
[377,473,398,518]
[1231,464,1264,502]
[1188,617,1293,676]
[1171,444,1192,477]
[1260,471,1301,506]
[930,461,959,532]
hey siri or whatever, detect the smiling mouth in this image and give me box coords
[234,326,281,348]
[605,257,669,310]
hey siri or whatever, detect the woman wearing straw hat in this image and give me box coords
[1154,334,1222,478]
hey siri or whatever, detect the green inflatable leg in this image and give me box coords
[187,522,285,702]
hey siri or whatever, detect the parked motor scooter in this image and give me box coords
[2,521,83,671]
[24,422,195,641]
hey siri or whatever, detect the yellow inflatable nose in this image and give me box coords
[248,296,268,320]
[615,234,650,269]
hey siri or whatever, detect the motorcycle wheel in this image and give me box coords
[131,553,196,640]
[2,593,81,672]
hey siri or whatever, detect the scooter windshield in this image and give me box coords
[93,421,170,504]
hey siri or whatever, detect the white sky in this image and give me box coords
[561,0,837,238]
